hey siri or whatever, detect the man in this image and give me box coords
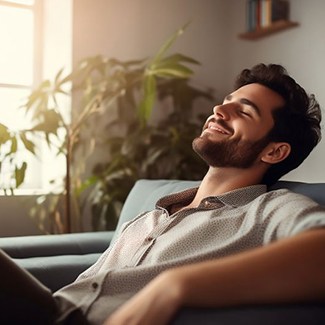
[1,64,325,324]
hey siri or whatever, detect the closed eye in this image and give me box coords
[240,110,252,117]
[224,94,261,118]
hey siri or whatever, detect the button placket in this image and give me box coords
[131,217,172,266]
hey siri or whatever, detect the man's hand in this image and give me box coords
[104,271,183,325]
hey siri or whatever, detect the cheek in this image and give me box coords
[201,115,215,132]
[237,122,272,141]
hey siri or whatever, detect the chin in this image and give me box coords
[192,136,210,156]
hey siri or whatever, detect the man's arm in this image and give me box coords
[105,228,325,325]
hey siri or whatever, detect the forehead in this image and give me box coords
[231,83,285,114]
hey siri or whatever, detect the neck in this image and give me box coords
[188,165,265,209]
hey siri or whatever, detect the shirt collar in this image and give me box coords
[156,184,267,210]
[216,185,267,207]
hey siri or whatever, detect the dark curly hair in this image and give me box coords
[234,63,322,186]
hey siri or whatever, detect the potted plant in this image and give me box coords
[0,25,214,233]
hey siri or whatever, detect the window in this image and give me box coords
[0,0,40,190]
[0,0,72,193]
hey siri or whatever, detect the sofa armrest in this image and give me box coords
[0,231,114,258]
[0,231,114,292]
[13,253,101,292]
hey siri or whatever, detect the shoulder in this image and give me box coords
[257,188,320,208]
[258,189,325,242]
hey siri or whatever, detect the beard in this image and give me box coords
[192,132,270,169]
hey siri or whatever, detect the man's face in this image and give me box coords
[193,83,285,168]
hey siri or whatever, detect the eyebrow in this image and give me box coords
[225,95,261,117]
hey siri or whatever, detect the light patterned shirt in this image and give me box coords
[54,185,325,324]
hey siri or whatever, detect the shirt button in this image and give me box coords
[92,282,98,289]
[146,236,154,242]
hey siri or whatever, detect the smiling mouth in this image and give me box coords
[205,121,232,135]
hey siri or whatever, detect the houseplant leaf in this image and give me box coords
[138,74,157,124]
[151,22,190,64]
[15,162,27,187]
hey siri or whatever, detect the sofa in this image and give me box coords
[0,179,324,324]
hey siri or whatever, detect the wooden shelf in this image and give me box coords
[238,20,299,40]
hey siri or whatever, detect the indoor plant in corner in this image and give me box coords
[0,25,214,233]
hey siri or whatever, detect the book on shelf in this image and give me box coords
[246,0,290,32]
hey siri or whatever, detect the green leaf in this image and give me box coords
[20,132,36,155]
[54,68,65,84]
[0,123,11,144]
[10,137,18,153]
[151,22,190,64]
[157,53,200,66]
[76,175,99,196]
[15,162,27,187]
[30,109,62,134]
[21,80,52,117]
[109,58,147,69]
[151,63,194,79]
[138,75,157,123]
[145,147,165,166]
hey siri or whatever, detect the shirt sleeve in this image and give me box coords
[262,189,325,244]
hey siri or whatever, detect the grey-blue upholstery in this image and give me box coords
[0,179,324,324]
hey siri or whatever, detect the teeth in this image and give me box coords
[209,125,227,134]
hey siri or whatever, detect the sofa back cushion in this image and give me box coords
[113,179,325,243]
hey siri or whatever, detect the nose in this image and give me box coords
[213,103,233,120]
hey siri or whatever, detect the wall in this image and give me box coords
[224,0,325,182]
[73,0,230,101]
[0,195,41,237]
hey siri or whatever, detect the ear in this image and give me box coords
[261,142,291,165]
